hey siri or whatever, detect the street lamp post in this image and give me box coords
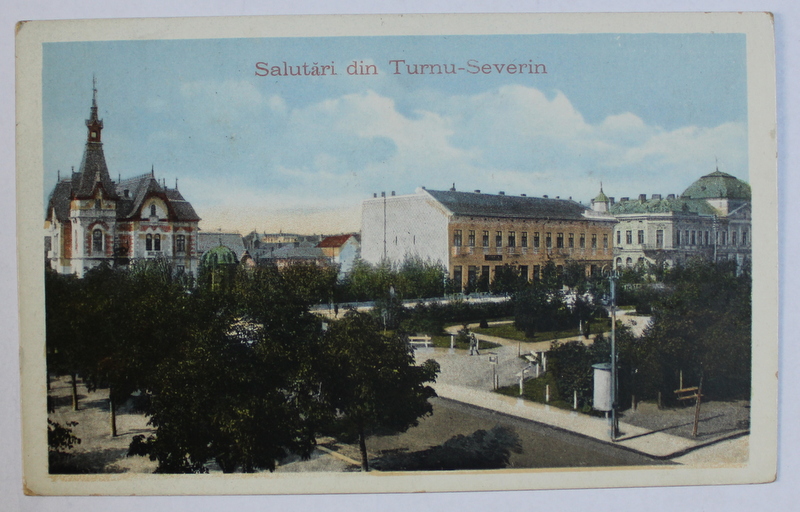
[609,271,619,441]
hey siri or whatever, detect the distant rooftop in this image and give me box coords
[424,188,589,221]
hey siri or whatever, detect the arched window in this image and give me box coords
[626,257,633,268]
[146,234,153,251]
[92,229,103,255]
[616,257,622,268]
[154,234,161,251]
[150,204,157,217]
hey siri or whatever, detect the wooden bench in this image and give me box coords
[409,335,432,348]
[674,387,702,401]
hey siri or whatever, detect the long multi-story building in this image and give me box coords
[361,187,616,291]
[44,87,200,277]
[610,170,751,270]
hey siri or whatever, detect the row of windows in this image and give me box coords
[91,229,188,254]
[453,230,607,249]
[616,228,749,248]
[146,234,188,252]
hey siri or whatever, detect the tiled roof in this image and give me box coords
[425,189,589,220]
[197,233,246,258]
[262,245,326,260]
[115,173,200,222]
[610,197,717,215]
[317,234,356,248]
[74,142,118,200]
[46,180,74,223]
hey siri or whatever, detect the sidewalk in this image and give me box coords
[422,332,749,463]
[430,382,747,461]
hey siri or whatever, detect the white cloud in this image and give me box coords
[160,82,747,232]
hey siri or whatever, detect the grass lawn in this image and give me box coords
[472,317,611,343]
[495,375,595,414]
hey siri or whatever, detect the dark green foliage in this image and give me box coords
[637,260,751,401]
[339,257,447,302]
[490,265,527,295]
[371,426,522,471]
[280,262,339,305]
[400,302,446,335]
[546,340,593,402]
[319,311,440,471]
[48,419,80,472]
[514,287,571,338]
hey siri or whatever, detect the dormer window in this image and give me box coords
[150,204,157,217]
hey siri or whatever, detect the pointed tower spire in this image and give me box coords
[75,78,117,199]
[86,75,103,143]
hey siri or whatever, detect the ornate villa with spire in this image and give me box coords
[44,84,201,277]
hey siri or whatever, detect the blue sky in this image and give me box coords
[43,33,748,234]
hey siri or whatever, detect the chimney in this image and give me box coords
[652,194,662,200]
[543,195,548,198]
[520,193,527,197]
[609,197,615,205]
[620,197,629,202]
[474,190,481,194]
[498,191,505,195]
[381,191,386,197]
[373,193,377,198]
[667,193,675,200]
[556,196,560,199]
[639,194,647,202]
[391,191,395,196]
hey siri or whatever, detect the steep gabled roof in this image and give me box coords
[424,189,589,221]
[317,234,357,248]
[46,180,75,223]
[115,173,200,222]
[74,142,118,200]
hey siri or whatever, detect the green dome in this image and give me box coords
[681,170,751,200]
[201,244,238,267]
[593,187,609,203]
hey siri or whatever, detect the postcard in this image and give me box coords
[16,12,777,495]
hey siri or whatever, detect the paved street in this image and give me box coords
[419,322,749,464]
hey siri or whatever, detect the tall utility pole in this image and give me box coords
[382,191,387,261]
[609,271,619,441]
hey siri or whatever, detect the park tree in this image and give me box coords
[280,261,339,305]
[490,265,526,295]
[634,260,751,401]
[45,269,90,410]
[546,340,592,404]
[131,265,327,473]
[395,256,447,299]
[319,311,440,471]
[539,260,561,292]
[514,284,570,338]
[77,259,197,436]
[561,260,588,291]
